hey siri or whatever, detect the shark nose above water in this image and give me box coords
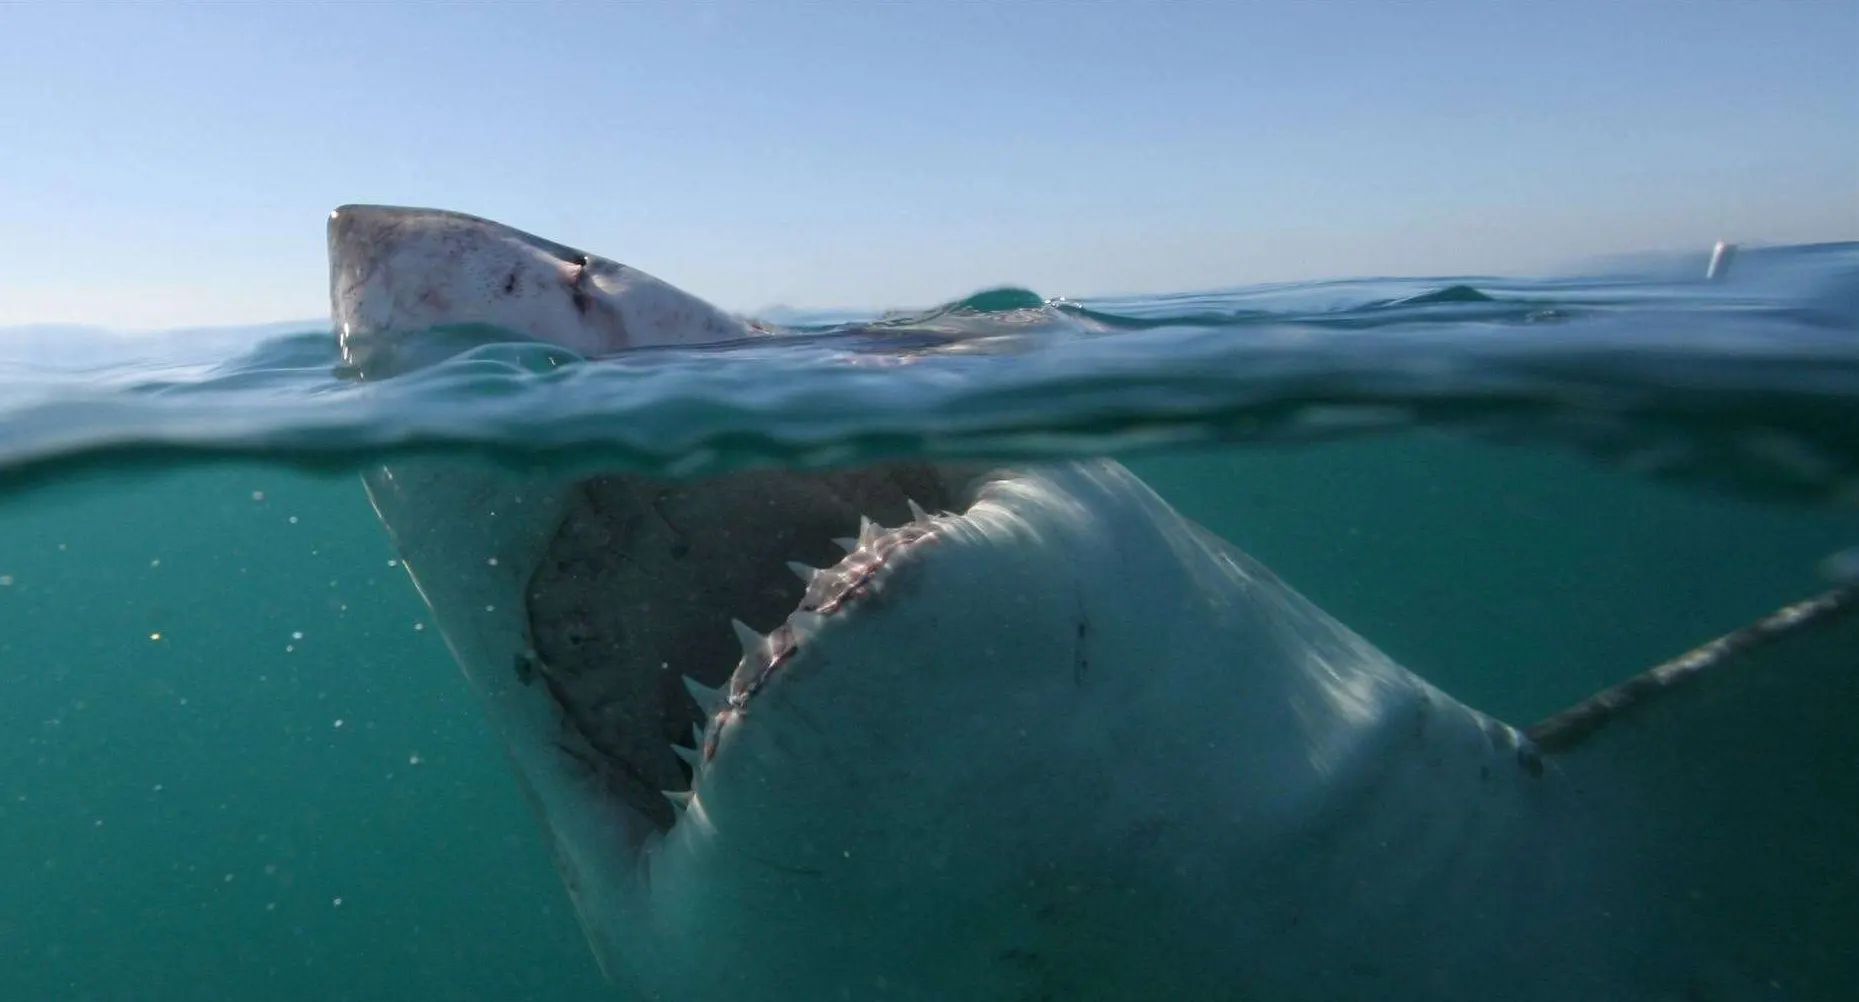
[331,203,599,273]
[328,203,759,368]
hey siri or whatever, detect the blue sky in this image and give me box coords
[1,2,1854,329]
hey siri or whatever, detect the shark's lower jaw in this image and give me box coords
[689,500,945,766]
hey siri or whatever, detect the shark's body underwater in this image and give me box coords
[329,206,1859,1002]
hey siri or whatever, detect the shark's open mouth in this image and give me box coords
[521,463,982,833]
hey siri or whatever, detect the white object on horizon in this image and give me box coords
[1706,239,1737,281]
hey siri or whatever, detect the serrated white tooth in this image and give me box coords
[786,560,818,583]
[663,789,694,812]
[833,536,857,553]
[788,610,825,636]
[683,675,724,714]
[731,618,765,658]
[672,744,702,769]
[858,515,881,546]
[906,498,930,523]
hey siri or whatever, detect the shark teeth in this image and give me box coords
[683,675,726,715]
[673,506,950,798]
[731,617,765,659]
[662,789,694,814]
[677,722,712,774]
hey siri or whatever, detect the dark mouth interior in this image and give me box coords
[522,461,980,832]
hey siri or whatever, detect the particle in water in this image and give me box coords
[149,632,162,641]
[288,515,299,524]
[291,631,303,640]
[408,753,422,765]
[251,491,266,502]
[0,575,12,586]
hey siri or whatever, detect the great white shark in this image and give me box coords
[329,205,1859,1002]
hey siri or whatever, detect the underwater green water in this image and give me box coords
[0,463,605,1001]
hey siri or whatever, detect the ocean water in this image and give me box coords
[3,241,1858,1001]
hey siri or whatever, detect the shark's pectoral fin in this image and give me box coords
[1528,585,1859,1000]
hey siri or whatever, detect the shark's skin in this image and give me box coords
[328,206,1847,1002]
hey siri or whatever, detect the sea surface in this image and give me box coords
[2,241,1857,1001]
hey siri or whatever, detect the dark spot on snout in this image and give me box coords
[503,270,519,295]
[569,254,592,315]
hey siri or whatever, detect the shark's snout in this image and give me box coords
[330,204,593,273]
[327,204,756,380]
